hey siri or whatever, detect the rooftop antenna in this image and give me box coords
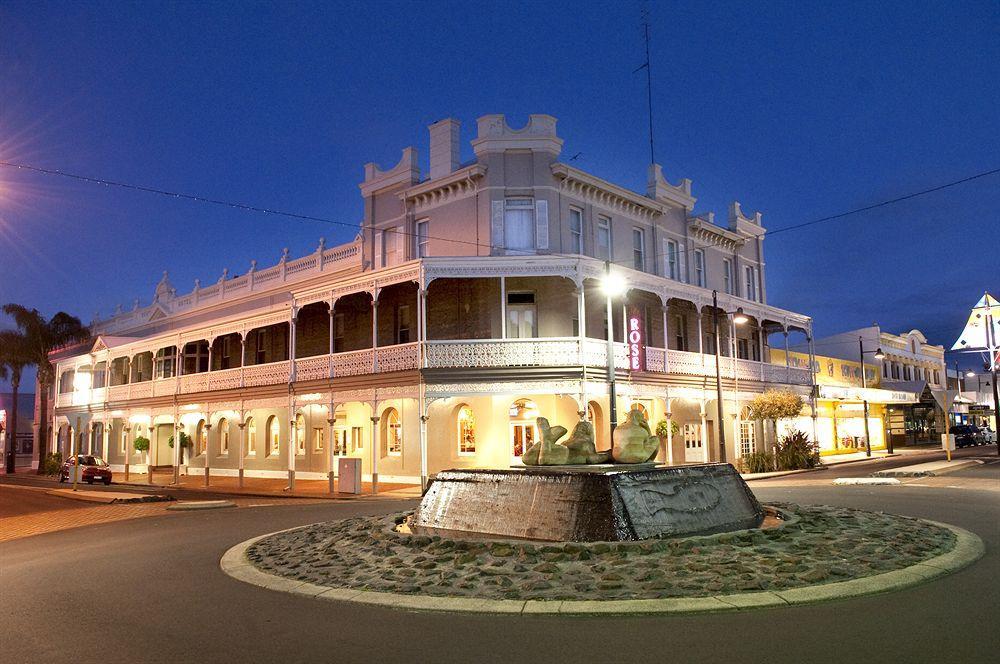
[633,3,655,165]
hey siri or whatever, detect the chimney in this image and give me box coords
[428,118,461,179]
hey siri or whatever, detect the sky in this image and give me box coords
[1,0,998,391]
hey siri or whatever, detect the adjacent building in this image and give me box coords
[1,393,36,471]
[792,326,947,448]
[44,114,816,490]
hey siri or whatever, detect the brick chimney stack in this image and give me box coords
[428,118,461,180]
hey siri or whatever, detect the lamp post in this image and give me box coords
[711,290,748,464]
[858,337,885,457]
[601,261,628,449]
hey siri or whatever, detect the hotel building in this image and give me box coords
[45,114,816,490]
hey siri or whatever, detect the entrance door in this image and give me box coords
[682,423,702,463]
[154,424,173,467]
[507,293,537,338]
[511,422,537,465]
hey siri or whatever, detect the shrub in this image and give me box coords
[133,436,150,452]
[654,419,680,439]
[774,429,821,470]
[43,452,63,476]
[167,432,192,448]
[741,450,774,474]
[747,390,804,422]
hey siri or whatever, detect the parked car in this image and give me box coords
[951,425,985,448]
[59,455,113,485]
[981,426,997,444]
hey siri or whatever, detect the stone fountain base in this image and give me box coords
[408,463,764,542]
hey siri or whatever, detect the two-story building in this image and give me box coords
[45,114,816,491]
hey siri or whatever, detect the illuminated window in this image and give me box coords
[196,419,207,456]
[218,418,229,455]
[630,402,648,420]
[246,417,256,456]
[739,407,755,457]
[266,416,279,457]
[504,198,535,252]
[383,408,402,456]
[313,427,324,452]
[683,423,702,450]
[457,405,476,455]
[509,399,539,460]
[295,413,306,455]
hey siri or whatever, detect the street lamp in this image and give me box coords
[601,261,628,450]
[711,291,748,464]
[859,337,885,457]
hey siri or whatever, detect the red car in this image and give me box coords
[59,455,113,485]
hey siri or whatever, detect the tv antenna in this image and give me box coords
[633,4,655,165]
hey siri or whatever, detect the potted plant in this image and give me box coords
[168,432,192,464]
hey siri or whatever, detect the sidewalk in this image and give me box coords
[742,451,899,481]
[111,469,423,500]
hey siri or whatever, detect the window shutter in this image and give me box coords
[395,225,405,261]
[662,238,670,278]
[374,231,383,268]
[678,243,688,283]
[535,199,549,250]
[491,200,504,254]
[753,267,761,301]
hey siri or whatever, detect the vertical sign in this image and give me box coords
[628,306,645,371]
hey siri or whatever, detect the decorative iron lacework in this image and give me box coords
[295,356,330,381]
[332,349,373,377]
[243,361,290,387]
[425,380,584,396]
[375,343,420,372]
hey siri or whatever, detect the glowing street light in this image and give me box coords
[602,261,627,448]
[711,292,749,463]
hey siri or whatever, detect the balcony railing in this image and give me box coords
[56,339,810,408]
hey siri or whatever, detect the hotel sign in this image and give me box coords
[628,307,645,371]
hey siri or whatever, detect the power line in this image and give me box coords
[0,160,506,253]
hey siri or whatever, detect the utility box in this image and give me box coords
[941,433,956,451]
[338,457,362,494]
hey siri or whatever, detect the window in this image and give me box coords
[509,398,539,461]
[841,365,851,378]
[737,338,749,360]
[383,408,402,456]
[196,420,207,456]
[218,418,229,455]
[630,402,649,419]
[266,416,279,457]
[121,427,128,454]
[934,370,940,384]
[396,305,411,344]
[384,226,403,265]
[507,292,537,338]
[295,413,305,455]
[903,365,912,380]
[254,332,266,364]
[154,347,176,379]
[673,314,689,351]
[693,250,706,287]
[744,266,758,302]
[723,259,734,295]
[883,362,889,378]
[739,407,756,457]
[457,405,476,455]
[504,198,535,252]
[246,417,256,456]
[313,427,324,452]
[569,208,583,254]
[596,216,611,260]
[892,363,900,379]
[632,228,645,270]
[865,367,876,382]
[219,336,233,370]
[683,423,702,450]
[415,219,429,258]
[665,240,679,280]
[351,426,363,451]
[333,313,345,353]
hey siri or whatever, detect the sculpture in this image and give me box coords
[611,409,660,464]
[521,418,613,466]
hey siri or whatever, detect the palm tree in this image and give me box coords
[0,329,33,472]
[2,305,90,473]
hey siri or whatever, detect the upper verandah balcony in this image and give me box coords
[57,255,813,410]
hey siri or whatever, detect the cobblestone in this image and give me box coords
[246,503,957,602]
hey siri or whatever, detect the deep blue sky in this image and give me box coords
[1,0,998,390]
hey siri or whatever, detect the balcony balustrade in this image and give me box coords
[58,339,811,409]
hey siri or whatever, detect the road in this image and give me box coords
[1,453,997,664]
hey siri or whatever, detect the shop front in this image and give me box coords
[814,385,919,456]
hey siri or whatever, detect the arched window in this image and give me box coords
[92,423,104,457]
[630,402,648,420]
[218,418,229,455]
[295,413,306,455]
[196,419,207,455]
[121,426,128,454]
[382,408,402,456]
[266,416,280,456]
[509,398,538,460]
[739,406,756,457]
[457,405,476,455]
[586,401,604,447]
[332,405,348,455]
[246,417,256,456]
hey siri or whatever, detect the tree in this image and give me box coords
[747,390,805,453]
[0,329,33,472]
[2,305,90,474]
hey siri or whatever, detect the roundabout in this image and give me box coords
[221,503,984,614]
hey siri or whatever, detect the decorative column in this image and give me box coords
[418,386,429,492]
[700,403,709,463]
[370,413,380,495]
[289,307,298,383]
[172,411,181,485]
[237,419,246,488]
[418,286,428,369]
[239,334,246,388]
[808,331,819,444]
[576,285,586,364]
[327,412,336,494]
[122,424,131,481]
[102,419,110,464]
[665,408,674,465]
[662,298,670,371]
[328,300,336,378]
[147,423,154,484]
[371,293,379,373]
[499,277,507,339]
[203,420,212,487]
[783,329,791,383]
[287,408,296,492]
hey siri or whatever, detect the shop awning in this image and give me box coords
[818,385,920,404]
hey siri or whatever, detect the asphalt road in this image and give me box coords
[1,463,997,664]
